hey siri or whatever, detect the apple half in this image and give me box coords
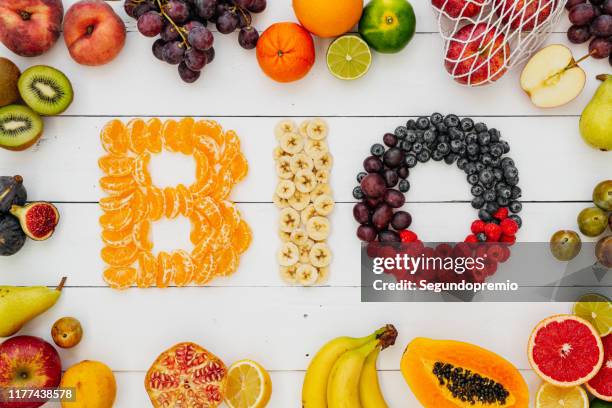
[520,44,586,108]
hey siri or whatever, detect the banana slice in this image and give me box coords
[306,118,328,140]
[316,267,329,284]
[298,120,309,137]
[304,139,328,159]
[273,146,289,161]
[290,228,309,246]
[314,168,329,184]
[276,180,296,199]
[280,265,298,284]
[309,242,332,267]
[299,239,314,263]
[276,157,293,179]
[272,193,290,208]
[280,132,304,154]
[314,194,335,216]
[288,190,310,211]
[278,229,291,242]
[296,263,318,286]
[311,184,332,201]
[279,207,300,232]
[277,242,299,266]
[301,204,318,225]
[290,153,314,173]
[314,152,333,171]
[294,170,317,193]
[306,216,331,241]
[275,120,297,140]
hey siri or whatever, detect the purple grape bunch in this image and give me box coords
[566,0,612,64]
[125,0,267,83]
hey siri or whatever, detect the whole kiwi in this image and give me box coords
[0,58,20,107]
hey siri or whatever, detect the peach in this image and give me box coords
[63,0,126,66]
[0,0,63,57]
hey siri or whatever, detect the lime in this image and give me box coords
[326,35,372,81]
[358,0,416,54]
[535,383,589,408]
[573,293,612,336]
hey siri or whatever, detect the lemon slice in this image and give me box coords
[573,293,612,336]
[536,383,589,408]
[326,35,372,80]
[225,359,272,408]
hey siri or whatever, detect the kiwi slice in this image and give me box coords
[0,105,44,151]
[0,58,20,108]
[18,65,73,116]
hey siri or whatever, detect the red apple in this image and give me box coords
[494,0,554,31]
[63,0,126,66]
[432,0,487,19]
[445,23,510,86]
[0,336,61,408]
[0,0,63,57]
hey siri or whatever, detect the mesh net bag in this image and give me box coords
[432,0,566,86]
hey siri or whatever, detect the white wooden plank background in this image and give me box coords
[1,0,611,406]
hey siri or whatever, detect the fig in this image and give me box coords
[10,202,59,241]
[51,317,83,348]
[0,175,27,212]
[0,214,26,256]
[549,230,582,261]
[595,235,612,268]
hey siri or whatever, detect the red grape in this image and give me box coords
[566,0,586,9]
[165,0,190,24]
[248,0,266,13]
[205,47,215,64]
[152,39,166,61]
[178,62,201,83]
[357,225,377,242]
[372,204,394,230]
[138,12,164,37]
[604,0,612,14]
[184,48,207,71]
[569,3,600,25]
[353,203,371,225]
[162,41,185,64]
[161,24,180,41]
[238,26,259,49]
[567,25,592,43]
[134,2,156,18]
[591,15,612,36]
[188,26,214,51]
[216,10,239,34]
[194,0,217,20]
[234,0,253,8]
[589,36,612,57]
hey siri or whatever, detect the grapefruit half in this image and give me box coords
[528,314,604,387]
[587,334,612,401]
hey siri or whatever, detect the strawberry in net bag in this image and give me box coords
[432,0,566,86]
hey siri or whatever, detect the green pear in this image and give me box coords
[580,74,612,151]
[0,277,66,337]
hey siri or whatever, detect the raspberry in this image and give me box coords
[471,220,486,234]
[435,243,453,257]
[399,230,418,243]
[484,223,502,242]
[465,234,479,243]
[500,234,516,245]
[481,258,498,276]
[486,244,505,262]
[500,218,519,236]
[493,207,509,220]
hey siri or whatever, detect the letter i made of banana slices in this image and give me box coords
[273,119,334,286]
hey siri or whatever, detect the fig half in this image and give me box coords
[10,202,59,241]
[0,175,27,212]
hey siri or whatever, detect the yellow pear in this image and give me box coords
[0,277,66,337]
[580,74,612,151]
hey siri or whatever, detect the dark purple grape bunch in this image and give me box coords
[125,0,267,83]
[566,0,612,63]
[353,114,523,244]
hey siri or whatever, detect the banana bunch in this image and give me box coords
[302,324,398,408]
[273,118,334,286]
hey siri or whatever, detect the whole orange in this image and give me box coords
[293,0,363,38]
[256,22,315,83]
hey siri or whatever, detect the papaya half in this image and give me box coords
[401,338,529,408]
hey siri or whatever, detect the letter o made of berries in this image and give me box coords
[353,114,522,246]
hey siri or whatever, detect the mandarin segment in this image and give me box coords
[232,219,252,255]
[194,134,221,164]
[99,190,134,212]
[163,187,181,219]
[146,187,165,221]
[103,267,136,290]
[101,227,133,248]
[137,252,157,288]
[133,152,152,186]
[218,200,241,230]
[176,184,193,216]
[215,247,238,277]
[221,130,240,164]
[230,152,249,183]
[146,118,163,153]
[130,189,150,223]
[157,251,174,288]
[172,250,194,287]
[133,220,153,251]
[101,244,139,267]
[99,206,133,232]
[197,197,223,228]
[99,175,136,196]
[193,119,223,148]
[100,120,128,155]
[98,155,134,177]
[192,252,214,285]
[176,117,195,155]
[162,119,181,153]
[211,169,233,201]
[127,118,149,154]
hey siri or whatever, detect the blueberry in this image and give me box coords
[416,117,430,130]
[481,154,492,166]
[404,154,417,168]
[509,201,522,213]
[460,118,474,131]
[493,168,504,181]
[405,130,417,143]
[466,132,478,144]
[474,122,488,133]
[444,153,458,165]
[477,232,487,242]
[356,172,367,183]
[501,157,515,168]
[504,166,518,179]
[490,144,503,157]
[399,140,412,151]
[485,202,499,214]
[511,186,522,199]
[475,163,485,172]
[417,150,431,163]
[479,169,494,185]
[477,132,491,146]
[383,133,398,147]
[406,119,416,130]
[496,197,509,206]
[500,187,512,199]
[490,157,501,168]
[437,142,450,155]
[437,135,449,144]
[443,114,460,127]
[412,142,423,154]
[430,113,444,124]
[509,214,522,228]
[464,163,477,175]
[353,187,365,199]
[394,126,408,140]
[471,185,484,196]
[457,158,468,170]
[398,179,410,192]
[480,145,490,154]
[471,196,485,209]
[449,127,464,140]
[371,143,385,156]
[478,209,493,221]
[397,166,409,179]
[423,129,437,144]
[467,174,479,185]
[500,141,510,154]
[436,123,448,134]
[450,140,463,153]
[415,130,425,143]
[467,143,479,156]
[432,150,444,161]
[506,176,519,186]
[483,190,496,202]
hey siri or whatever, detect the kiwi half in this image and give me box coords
[0,58,20,107]
[18,65,73,116]
[0,105,44,151]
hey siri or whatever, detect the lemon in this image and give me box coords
[326,35,372,81]
[225,359,272,408]
[535,383,589,408]
[573,293,612,336]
